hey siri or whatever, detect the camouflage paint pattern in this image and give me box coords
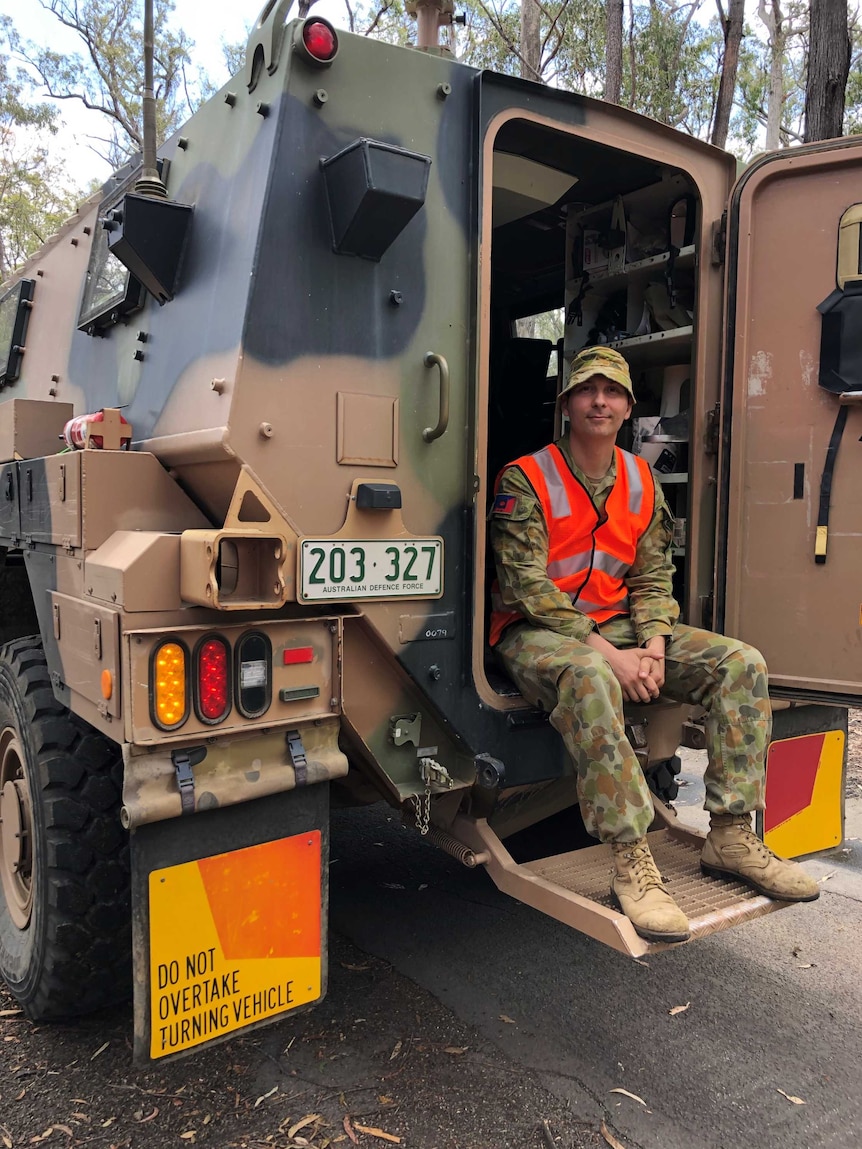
[496,617,769,842]
[0,7,851,831]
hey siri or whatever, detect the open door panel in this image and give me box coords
[718,137,862,704]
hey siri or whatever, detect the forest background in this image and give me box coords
[0,0,858,278]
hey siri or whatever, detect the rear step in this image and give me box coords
[451,811,787,957]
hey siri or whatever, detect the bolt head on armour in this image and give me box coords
[559,345,635,403]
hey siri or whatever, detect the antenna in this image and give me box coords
[136,0,168,198]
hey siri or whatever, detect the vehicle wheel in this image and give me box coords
[645,754,682,804]
[0,636,131,1019]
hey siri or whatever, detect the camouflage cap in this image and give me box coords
[558,345,635,402]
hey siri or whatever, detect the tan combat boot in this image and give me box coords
[700,814,820,902]
[611,839,690,943]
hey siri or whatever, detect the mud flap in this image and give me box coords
[130,783,329,1063]
[760,704,846,859]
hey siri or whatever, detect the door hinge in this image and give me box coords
[700,592,715,629]
[704,402,721,455]
[711,212,727,266]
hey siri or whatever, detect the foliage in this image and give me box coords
[0,18,80,279]
[19,0,202,167]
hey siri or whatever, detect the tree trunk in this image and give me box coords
[605,0,624,104]
[711,0,744,148]
[759,0,786,150]
[520,0,542,81]
[804,0,851,141]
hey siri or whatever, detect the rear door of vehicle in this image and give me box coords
[717,137,862,703]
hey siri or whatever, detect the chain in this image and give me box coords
[413,783,431,836]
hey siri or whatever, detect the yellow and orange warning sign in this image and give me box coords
[764,730,844,858]
[148,832,321,1058]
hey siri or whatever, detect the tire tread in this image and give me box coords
[0,635,130,1020]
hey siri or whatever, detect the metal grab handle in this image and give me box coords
[422,351,450,443]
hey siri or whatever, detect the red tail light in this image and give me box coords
[195,636,231,724]
[300,18,338,64]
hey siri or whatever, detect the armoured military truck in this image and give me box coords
[0,0,859,1061]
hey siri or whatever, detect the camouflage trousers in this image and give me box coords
[496,617,770,843]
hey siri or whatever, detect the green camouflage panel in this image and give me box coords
[496,616,769,842]
[490,438,679,646]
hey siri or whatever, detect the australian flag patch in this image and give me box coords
[493,493,517,517]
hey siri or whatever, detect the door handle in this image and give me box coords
[422,351,450,443]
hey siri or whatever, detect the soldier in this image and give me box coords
[489,345,820,943]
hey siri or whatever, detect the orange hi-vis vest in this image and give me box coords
[489,444,655,646]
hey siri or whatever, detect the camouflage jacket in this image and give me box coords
[490,437,679,646]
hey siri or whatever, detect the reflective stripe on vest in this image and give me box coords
[489,445,654,645]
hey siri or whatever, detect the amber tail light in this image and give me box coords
[151,639,189,730]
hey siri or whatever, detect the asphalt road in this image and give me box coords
[327,793,862,1149]
[2,773,859,1149]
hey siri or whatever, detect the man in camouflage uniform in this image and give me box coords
[490,345,819,943]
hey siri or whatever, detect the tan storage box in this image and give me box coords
[0,398,73,463]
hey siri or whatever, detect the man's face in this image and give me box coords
[562,373,633,443]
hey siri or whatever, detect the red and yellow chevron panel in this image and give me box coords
[148,832,321,1058]
[764,730,844,858]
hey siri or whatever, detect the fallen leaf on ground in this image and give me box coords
[443,1047,468,1055]
[340,962,371,972]
[381,883,405,889]
[796,963,815,970]
[287,1115,321,1139]
[180,1133,197,1143]
[668,1003,690,1016]
[353,1126,401,1144]
[633,959,650,968]
[818,871,836,883]
[389,1040,403,1061]
[499,1014,516,1024]
[0,1009,23,1017]
[777,1089,805,1105]
[90,1042,109,1061]
[133,1107,159,1124]
[343,1116,358,1144]
[600,1121,627,1149]
[1,1124,12,1149]
[254,1085,278,1108]
[609,1088,647,1106]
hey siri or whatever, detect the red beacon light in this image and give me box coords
[298,18,339,66]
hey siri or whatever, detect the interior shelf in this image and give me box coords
[566,245,695,292]
[655,472,688,484]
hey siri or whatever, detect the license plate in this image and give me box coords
[299,538,443,601]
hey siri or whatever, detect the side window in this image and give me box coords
[515,308,565,379]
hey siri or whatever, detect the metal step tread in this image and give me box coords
[525,828,774,929]
[451,815,786,956]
